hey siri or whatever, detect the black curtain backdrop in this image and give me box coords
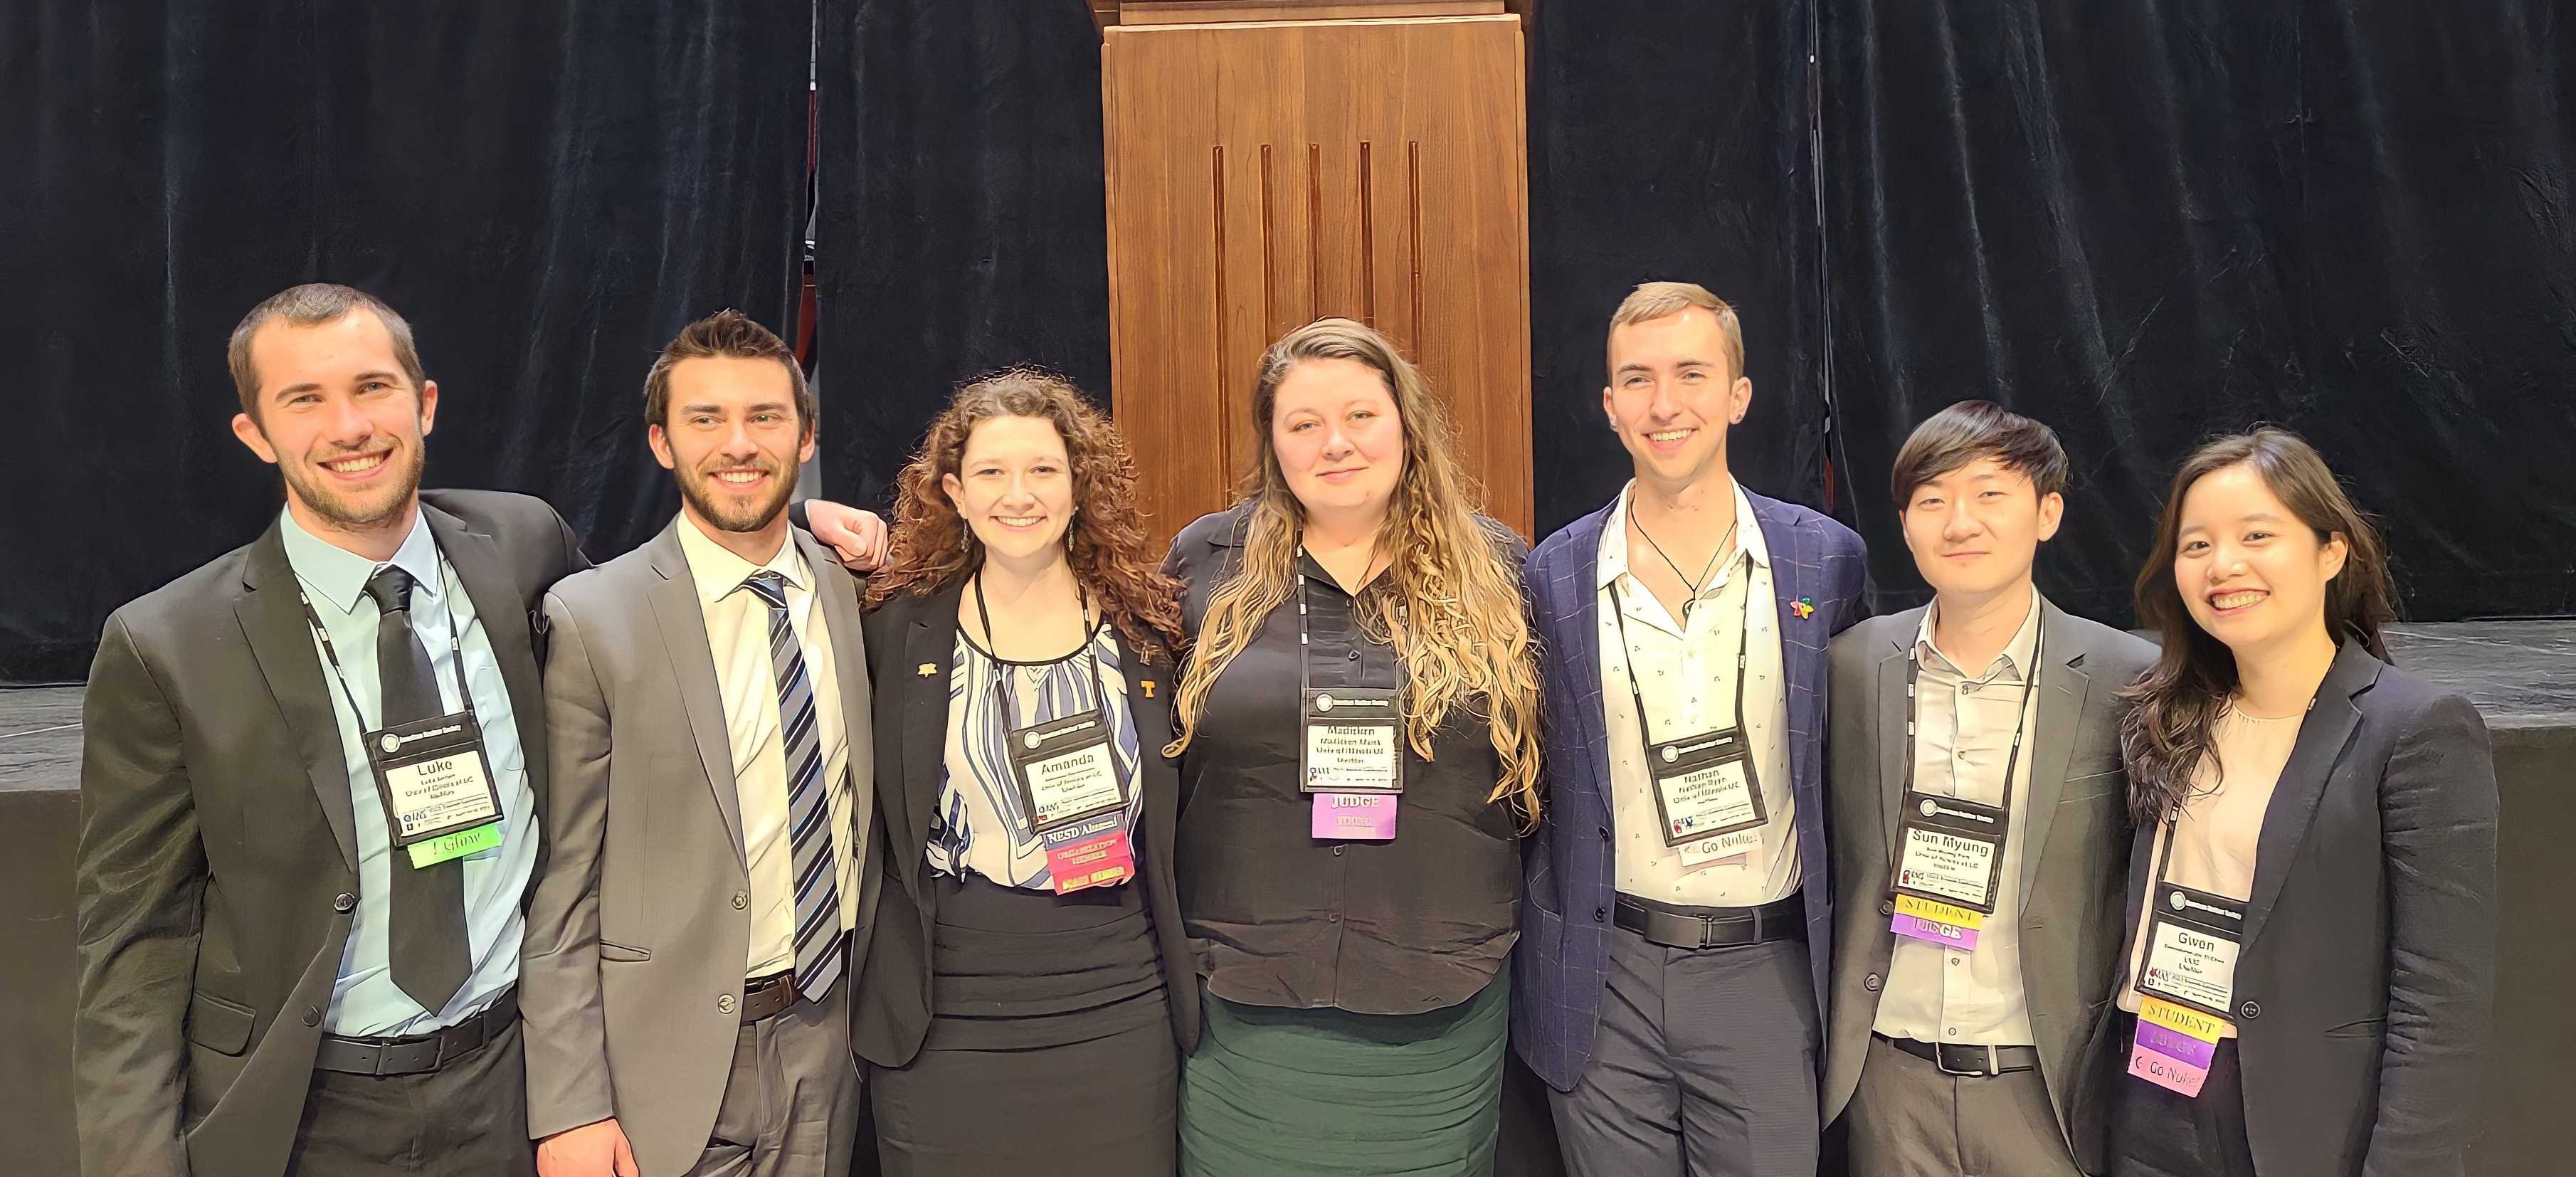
[1,0,811,682]
[813,0,1112,514]
[1822,0,2576,621]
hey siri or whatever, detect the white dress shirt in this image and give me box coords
[1598,480,1800,907]
[281,508,537,1037]
[1873,595,2044,1047]
[674,517,860,979]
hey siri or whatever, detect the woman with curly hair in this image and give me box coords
[852,369,1195,1176]
[2105,428,2495,1177]
[1161,319,1542,1176]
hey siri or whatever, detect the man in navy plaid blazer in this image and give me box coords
[1512,283,1867,1176]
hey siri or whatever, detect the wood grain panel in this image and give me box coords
[1104,14,1532,544]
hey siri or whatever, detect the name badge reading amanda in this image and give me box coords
[364,712,505,869]
[1648,728,1765,847]
[1302,688,1403,793]
[1008,709,1135,894]
[2128,882,2247,1098]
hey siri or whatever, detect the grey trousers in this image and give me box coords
[1847,1035,2079,1177]
[283,1018,535,1177]
[1548,929,1822,1177]
[684,976,862,1177]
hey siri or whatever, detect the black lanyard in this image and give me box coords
[970,573,1112,721]
[297,553,475,732]
[1295,566,1403,697]
[1607,551,1753,749]
[1901,623,2043,815]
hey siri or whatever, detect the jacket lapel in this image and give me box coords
[234,523,360,872]
[2016,600,2091,906]
[1556,506,1612,828]
[1876,626,1913,859]
[1120,630,1177,853]
[644,524,749,866]
[2239,640,2379,947]
[897,581,966,891]
[423,505,549,819]
[1750,496,1820,799]
[798,531,875,850]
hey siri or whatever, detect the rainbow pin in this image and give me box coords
[1791,597,1816,620]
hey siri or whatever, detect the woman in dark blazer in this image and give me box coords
[853,370,1197,1176]
[2103,428,2496,1177]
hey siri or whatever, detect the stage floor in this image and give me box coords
[3,620,2571,1177]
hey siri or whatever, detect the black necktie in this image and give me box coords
[365,566,473,1014]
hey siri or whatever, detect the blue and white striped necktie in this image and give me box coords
[744,571,842,1000]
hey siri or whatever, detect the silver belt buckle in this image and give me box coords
[1935,1043,1995,1077]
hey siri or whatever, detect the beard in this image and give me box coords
[280,438,426,529]
[676,455,796,533]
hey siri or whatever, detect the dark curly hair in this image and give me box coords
[864,369,1184,656]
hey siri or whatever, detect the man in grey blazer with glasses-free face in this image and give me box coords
[1822,401,2156,1176]
[522,311,879,1177]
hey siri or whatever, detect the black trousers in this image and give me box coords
[282,1018,536,1177]
[2108,1016,2256,1177]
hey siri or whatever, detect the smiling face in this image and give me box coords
[229,309,436,533]
[941,413,1075,564]
[1604,307,1751,491]
[1270,357,1405,527]
[1901,455,2063,599]
[2173,462,2348,660]
[649,354,814,534]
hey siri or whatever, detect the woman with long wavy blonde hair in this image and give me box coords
[1159,318,1541,1176]
[852,369,1198,1176]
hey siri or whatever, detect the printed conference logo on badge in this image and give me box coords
[381,733,401,754]
[1316,693,1336,712]
[1921,798,1939,817]
[2172,890,2190,912]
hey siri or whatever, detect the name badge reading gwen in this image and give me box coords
[1649,728,1765,846]
[1302,688,1402,793]
[364,712,505,868]
[2128,882,2247,1097]
[1008,709,1135,894]
[1891,791,2010,940]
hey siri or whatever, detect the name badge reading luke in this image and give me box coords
[365,712,505,868]
[1649,728,1765,847]
[1008,709,1136,894]
[1301,688,1403,793]
[1890,791,2009,949]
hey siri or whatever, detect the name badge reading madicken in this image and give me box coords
[1302,688,1402,793]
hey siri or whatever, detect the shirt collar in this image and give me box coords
[674,513,808,607]
[1595,478,1771,591]
[279,505,443,616]
[1916,589,2045,681]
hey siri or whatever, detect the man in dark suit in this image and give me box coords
[1513,283,1868,1176]
[1819,402,2156,1176]
[75,285,886,1177]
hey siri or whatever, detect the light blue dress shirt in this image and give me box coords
[280,507,538,1037]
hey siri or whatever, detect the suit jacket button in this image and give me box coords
[302,1006,321,1027]
[717,993,737,1015]
[2239,1001,2261,1020]
[1595,907,1608,922]
[1864,973,1881,992]
[1879,899,1895,917]
[732,891,748,910]
[334,892,357,913]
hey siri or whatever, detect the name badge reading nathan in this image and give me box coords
[1008,709,1135,894]
[1890,791,2010,949]
[364,712,505,868]
[1649,728,1765,847]
[2128,881,2247,1097]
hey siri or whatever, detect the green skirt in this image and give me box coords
[1179,971,1509,1177]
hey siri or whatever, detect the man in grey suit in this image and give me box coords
[1822,401,2156,1176]
[522,310,877,1177]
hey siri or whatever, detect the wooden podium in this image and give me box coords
[1095,0,1535,546]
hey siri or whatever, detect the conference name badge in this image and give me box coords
[1008,709,1136,894]
[2127,882,2247,1097]
[1301,688,1403,793]
[364,712,505,868]
[1649,727,1765,848]
[1891,791,2010,949]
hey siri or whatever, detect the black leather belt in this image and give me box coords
[1877,1033,2040,1077]
[740,969,798,1023]
[314,988,516,1076]
[1613,893,1805,950]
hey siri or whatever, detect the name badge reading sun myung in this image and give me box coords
[1301,688,1403,793]
[364,712,505,868]
[1893,791,2010,916]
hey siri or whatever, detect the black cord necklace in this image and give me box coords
[1630,507,1738,621]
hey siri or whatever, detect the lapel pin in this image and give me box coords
[1791,597,1816,620]
[1141,681,1158,698]
[917,663,938,677]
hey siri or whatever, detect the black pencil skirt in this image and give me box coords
[867,871,1178,1177]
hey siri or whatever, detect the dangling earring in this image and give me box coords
[1065,505,1079,551]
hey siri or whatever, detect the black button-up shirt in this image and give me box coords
[1163,505,1524,1015]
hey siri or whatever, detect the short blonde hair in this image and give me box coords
[1608,280,1745,383]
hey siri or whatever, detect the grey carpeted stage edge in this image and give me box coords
[5,623,2570,1176]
